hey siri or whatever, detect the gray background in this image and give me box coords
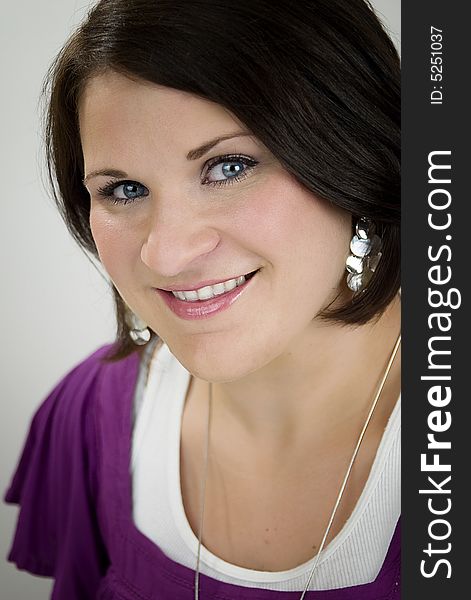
[0,1,400,597]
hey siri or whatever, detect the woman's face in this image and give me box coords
[80,71,352,381]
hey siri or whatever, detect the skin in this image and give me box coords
[80,70,401,570]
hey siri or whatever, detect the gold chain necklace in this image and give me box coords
[194,332,401,599]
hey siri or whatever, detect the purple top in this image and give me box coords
[5,344,400,599]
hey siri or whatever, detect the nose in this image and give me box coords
[140,201,221,278]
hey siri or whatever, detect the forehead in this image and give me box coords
[79,71,242,152]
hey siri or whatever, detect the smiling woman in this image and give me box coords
[5,1,401,599]
[79,74,355,381]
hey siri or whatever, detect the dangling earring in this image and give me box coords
[345,217,382,293]
[126,310,151,345]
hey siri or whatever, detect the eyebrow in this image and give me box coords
[186,132,251,160]
[83,132,251,185]
[83,169,128,185]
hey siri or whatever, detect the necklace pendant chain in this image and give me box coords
[194,382,213,600]
[194,332,401,599]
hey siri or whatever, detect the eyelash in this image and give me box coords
[202,154,258,188]
[95,153,259,205]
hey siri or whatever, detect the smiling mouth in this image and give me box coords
[168,270,259,302]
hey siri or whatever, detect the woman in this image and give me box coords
[5,0,401,598]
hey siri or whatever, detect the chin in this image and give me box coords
[181,351,260,384]
[165,336,268,383]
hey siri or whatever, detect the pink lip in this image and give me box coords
[155,273,257,320]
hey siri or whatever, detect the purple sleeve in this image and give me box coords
[4,347,112,599]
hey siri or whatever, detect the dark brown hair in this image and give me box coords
[44,0,400,361]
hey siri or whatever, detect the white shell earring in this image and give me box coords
[346,217,382,293]
[126,310,151,345]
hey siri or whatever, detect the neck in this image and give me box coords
[189,295,401,447]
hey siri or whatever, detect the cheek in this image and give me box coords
[234,175,351,281]
[89,205,141,284]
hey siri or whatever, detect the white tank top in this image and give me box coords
[131,341,400,591]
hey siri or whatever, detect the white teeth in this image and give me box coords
[171,274,250,302]
[212,282,226,296]
[197,286,214,300]
[224,279,237,292]
[183,290,198,301]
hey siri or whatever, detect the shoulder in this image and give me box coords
[6,343,141,504]
[34,343,141,440]
[38,342,131,414]
[4,343,141,592]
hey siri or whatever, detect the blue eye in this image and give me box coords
[93,154,258,204]
[96,180,149,205]
[203,154,258,187]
